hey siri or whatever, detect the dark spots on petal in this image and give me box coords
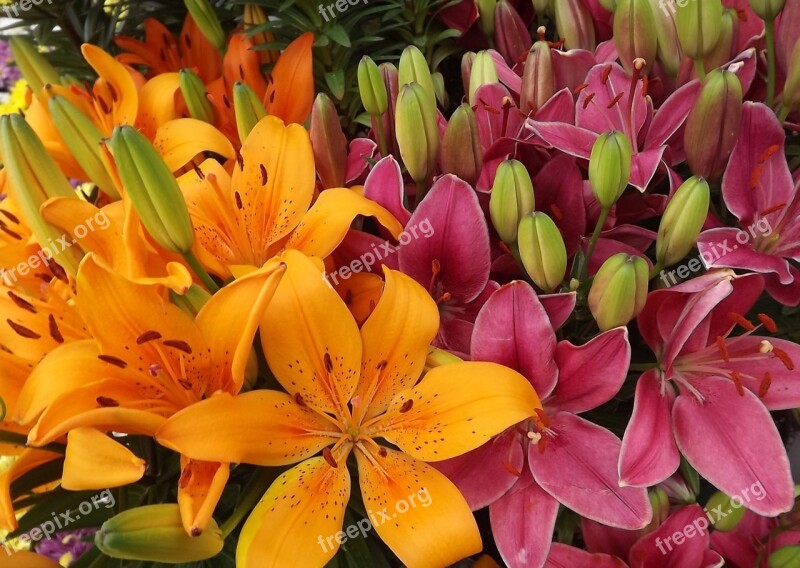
[96,396,119,407]
[399,399,413,413]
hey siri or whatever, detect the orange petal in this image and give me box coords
[353,268,438,423]
[0,551,62,567]
[223,33,268,98]
[136,73,181,139]
[157,390,338,466]
[62,427,146,490]
[178,458,229,536]
[367,361,542,461]
[0,448,61,531]
[81,44,138,128]
[237,457,350,568]
[152,118,234,172]
[260,250,361,416]
[264,32,314,125]
[355,446,481,568]
[287,188,403,258]
[333,271,384,325]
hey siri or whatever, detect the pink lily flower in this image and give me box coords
[697,103,800,306]
[619,270,798,516]
[437,281,651,568]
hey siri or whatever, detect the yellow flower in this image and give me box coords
[0,79,29,115]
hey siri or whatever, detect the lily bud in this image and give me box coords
[432,71,449,109]
[645,488,670,531]
[9,37,59,94]
[243,4,279,64]
[490,159,535,244]
[532,0,552,15]
[653,1,683,76]
[769,546,800,568]
[589,131,632,209]
[310,93,347,189]
[95,504,223,562]
[684,69,742,181]
[170,284,211,317]
[518,212,567,292]
[599,0,617,10]
[184,0,225,51]
[358,56,388,116]
[783,41,800,109]
[613,0,658,75]
[495,0,533,64]
[398,46,436,109]
[749,0,785,20]
[704,8,737,71]
[554,0,596,51]
[656,176,710,267]
[676,0,724,60]
[520,38,556,114]
[109,126,194,254]
[0,114,82,276]
[395,82,439,185]
[461,52,476,97]
[426,347,464,371]
[477,0,498,37]
[588,253,648,331]
[179,69,215,124]
[704,492,745,532]
[233,81,267,142]
[441,103,482,186]
[468,51,499,104]
[48,93,119,198]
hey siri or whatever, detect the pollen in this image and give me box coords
[758,373,772,398]
[728,312,755,331]
[96,396,120,407]
[716,336,730,362]
[772,347,794,371]
[322,447,338,468]
[759,340,774,354]
[730,371,745,397]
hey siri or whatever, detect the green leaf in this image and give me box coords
[325,70,347,100]
[8,488,115,539]
[325,24,352,47]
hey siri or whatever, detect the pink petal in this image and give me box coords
[629,505,717,568]
[362,155,411,225]
[399,174,490,302]
[333,230,399,272]
[765,269,800,307]
[529,412,652,530]
[435,429,523,510]
[550,328,630,414]
[345,138,378,183]
[551,49,596,93]
[673,376,794,516]
[527,121,598,159]
[698,228,795,284]
[539,291,577,330]
[644,79,702,149]
[473,82,522,149]
[471,281,558,397]
[533,88,576,123]
[490,49,522,94]
[533,154,587,255]
[575,63,647,138]
[490,469,560,568]
[629,147,666,192]
[545,544,628,568]
[619,370,680,487]
[582,517,640,559]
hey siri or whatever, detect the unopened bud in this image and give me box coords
[494,0,533,64]
[653,1,683,76]
[783,41,800,109]
[476,0,498,37]
[9,37,59,94]
[233,81,267,142]
[310,93,347,189]
[554,0,596,51]
[613,0,658,75]
[469,50,499,104]
[704,8,738,71]
[705,491,745,532]
[656,176,710,267]
[184,0,225,50]
[518,212,567,292]
[358,56,388,116]
[398,46,436,109]
[769,545,800,568]
[490,160,535,244]
[588,254,648,331]
[395,82,439,184]
[589,131,632,209]
[676,0,724,59]
[441,103,482,186]
[520,40,555,114]
[179,69,215,124]
[749,0,786,20]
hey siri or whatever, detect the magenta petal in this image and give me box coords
[529,412,652,529]
[545,544,628,568]
[629,147,666,192]
[490,49,522,94]
[644,79,702,149]
[435,429,523,510]
[673,376,794,516]
[362,155,411,225]
[697,228,795,284]
[766,269,800,306]
[398,174,490,301]
[629,505,716,568]
[490,469,559,568]
[582,517,640,559]
[533,154,587,254]
[527,121,598,159]
[619,370,680,487]
[533,88,576,123]
[345,138,378,183]
[539,291,577,330]
[551,49,596,93]
[550,328,630,414]
[576,63,647,137]
[471,281,558,397]
[473,82,522,147]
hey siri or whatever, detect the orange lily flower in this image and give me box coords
[14,253,286,535]
[157,250,543,568]
[179,115,402,279]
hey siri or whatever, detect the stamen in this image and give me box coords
[378,446,387,457]
[436,292,452,304]
[573,83,589,94]
[259,164,268,186]
[758,373,772,398]
[322,447,338,468]
[534,407,550,428]
[759,340,774,354]
[641,75,649,98]
[550,204,563,220]
[48,314,63,343]
[607,92,624,108]
[502,460,522,477]
[728,312,755,331]
[772,347,794,370]
[431,259,441,277]
[324,352,333,373]
[96,396,119,407]
[162,339,192,354]
[7,319,40,339]
[234,191,243,210]
[730,371,745,397]
[757,313,778,333]
[716,336,730,362]
[136,330,162,344]
[761,203,787,216]
[7,291,36,313]
[98,354,127,368]
[148,364,162,377]
[178,379,193,390]
[601,65,613,85]
[582,93,595,109]
[375,360,388,371]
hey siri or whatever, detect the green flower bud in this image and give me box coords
[783,41,800,109]
[109,126,194,254]
[95,504,223,562]
[395,83,440,185]
[588,253,649,331]
[170,284,211,317]
[646,487,670,531]
[684,69,742,182]
[469,51,499,104]
[233,81,267,142]
[532,0,552,15]
[554,0,597,51]
[179,68,215,124]
[432,71,449,109]
[48,93,119,198]
[654,1,683,77]
[656,176,710,267]
[490,160,535,244]
[520,38,555,114]
[461,52,476,97]
[705,491,746,532]
[310,92,347,189]
[518,212,567,292]
[770,546,800,568]
[358,56,388,116]
[589,131,632,209]
[9,37,59,94]
[477,0,498,37]
[398,46,436,109]
[676,0,724,60]
[613,0,658,75]
[184,0,225,51]
[600,0,617,10]
[441,103,482,186]
[703,9,738,71]
[750,0,786,20]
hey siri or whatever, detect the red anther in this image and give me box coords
[502,461,522,477]
[322,447,338,468]
[602,65,613,85]
[758,373,772,398]
[607,92,625,108]
[436,292,452,304]
[537,437,548,454]
[728,312,756,331]
[757,313,778,333]
[772,347,795,371]
[759,145,780,163]
[716,336,730,362]
[642,75,649,98]
[760,202,787,216]
[573,83,589,94]
[432,259,442,276]
[582,93,595,109]
[730,371,745,397]
[749,164,765,190]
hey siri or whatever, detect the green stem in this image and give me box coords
[649,261,664,281]
[582,206,610,280]
[221,468,278,537]
[766,18,777,108]
[778,104,792,123]
[693,58,706,80]
[415,177,429,207]
[182,250,219,293]
[629,362,659,372]
[374,116,389,158]
[0,430,65,454]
